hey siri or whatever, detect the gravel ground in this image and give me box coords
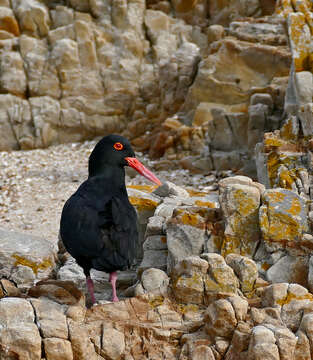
[0,139,227,244]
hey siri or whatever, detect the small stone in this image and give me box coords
[101,328,125,360]
[153,181,189,198]
[43,338,74,360]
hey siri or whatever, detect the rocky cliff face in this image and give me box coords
[0,0,292,165]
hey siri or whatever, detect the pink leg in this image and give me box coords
[109,271,119,302]
[86,276,96,304]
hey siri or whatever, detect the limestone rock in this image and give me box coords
[266,255,309,288]
[139,268,169,294]
[138,248,168,274]
[166,206,208,272]
[31,298,68,339]
[101,328,125,360]
[28,279,85,306]
[219,176,264,257]
[226,253,258,297]
[202,253,240,304]
[0,297,41,360]
[259,188,309,252]
[0,228,57,288]
[13,0,50,37]
[208,0,262,26]
[205,296,248,339]
[248,325,280,360]
[171,256,208,304]
[43,338,73,360]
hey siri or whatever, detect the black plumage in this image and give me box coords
[60,134,161,303]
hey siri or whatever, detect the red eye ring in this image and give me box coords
[114,142,124,151]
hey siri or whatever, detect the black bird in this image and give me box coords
[60,134,161,304]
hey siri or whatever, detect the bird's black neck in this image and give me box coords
[88,165,127,193]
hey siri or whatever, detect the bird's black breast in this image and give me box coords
[60,178,139,274]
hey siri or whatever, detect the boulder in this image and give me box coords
[259,188,309,252]
[219,176,264,257]
[0,297,41,360]
[166,207,208,272]
[0,228,57,288]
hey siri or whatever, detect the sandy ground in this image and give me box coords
[0,139,225,244]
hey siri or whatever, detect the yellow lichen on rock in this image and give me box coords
[127,185,158,193]
[276,291,313,306]
[259,189,308,249]
[233,188,259,217]
[194,200,215,208]
[128,196,159,211]
[12,254,53,275]
[0,16,20,36]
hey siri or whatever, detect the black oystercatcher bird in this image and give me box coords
[60,135,161,304]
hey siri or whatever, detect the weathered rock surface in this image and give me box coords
[0,228,57,288]
[2,255,313,360]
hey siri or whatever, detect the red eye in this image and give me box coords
[113,142,124,151]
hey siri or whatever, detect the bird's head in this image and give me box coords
[88,134,161,185]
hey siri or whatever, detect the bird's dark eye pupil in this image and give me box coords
[114,142,123,151]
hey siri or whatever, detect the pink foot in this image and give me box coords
[86,276,96,304]
[109,271,119,302]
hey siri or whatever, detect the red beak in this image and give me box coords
[125,157,162,186]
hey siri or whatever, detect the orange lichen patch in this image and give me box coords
[267,152,280,187]
[194,200,215,208]
[205,274,237,294]
[186,189,206,197]
[275,0,294,16]
[129,196,159,211]
[278,168,297,189]
[285,197,302,216]
[0,16,20,36]
[148,295,165,308]
[161,236,167,243]
[176,303,199,314]
[276,291,313,306]
[261,262,271,271]
[266,151,303,188]
[280,117,298,141]
[12,255,53,275]
[173,209,206,228]
[233,189,258,216]
[266,190,286,203]
[262,215,301,242]
[291,0,312,13]
[264,137,285,148]
[181,213,201,227]
[221,235,241,257]
[127,185,158,193]
[288,12,311,71]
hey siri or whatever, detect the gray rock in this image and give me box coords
[143,235,168,251]
[138,249,168,275]
[0,228,57,288]
[250,93,273,111]
[308,255,313,293]
[0,297,42,359]
[153,181,189,198]
[140,268,169,293]
[145,216,165,237]
[166,211,208,273]
[154,203,177,218]
[266,254,309,288]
